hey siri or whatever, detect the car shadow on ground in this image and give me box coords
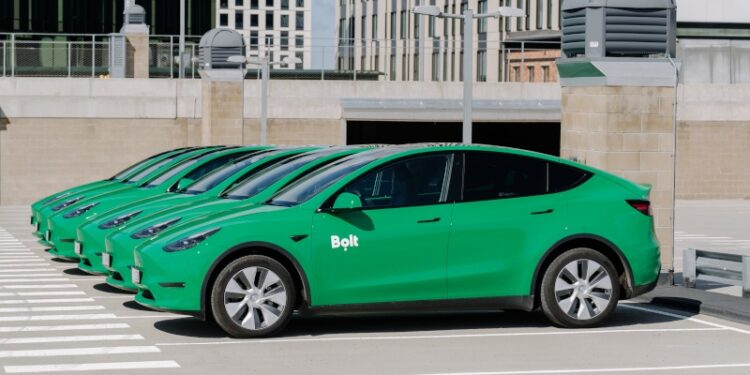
[49,257,77,263]
[62,267,90,276]
[152,303,698,339]
[93,282,136,295]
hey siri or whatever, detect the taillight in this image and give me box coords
[627,200,652,216]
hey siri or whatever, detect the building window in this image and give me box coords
[266,12,274,29]
[250,31,259,47]
[525,0,531,30]
[372,14,378,40]
[536,0,543,29]
[281,0,289,9]
[400,10,407,39]
[478,0,488,33]
[236,0,244,6]
[220,0,228,9]
[477,50,487,82]
[459,51,464,81]
[542,65,550,82]
[402,53,408,80]
[250,14,258,27]
[251,0,258,9]
[527,66,535,82]
[295,51,304,69]
[460,2,468,35]
[220,13,228,26]
[413,53,419,80]
[296,0,304,7]
[432,51,439,81]
[295,35,304,48]
[389,54,396,81]
[281,31,289,50]
[235,12,244,29]
[281,14,289,27]
[296,11,304,30]
[547,0,553,29]
[361,15,367,40]
[390,11,396,39]
[513,66,520,81]
[266,0,274,7]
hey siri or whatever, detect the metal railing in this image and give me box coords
[683,248,750,298]
[0,33,561,82]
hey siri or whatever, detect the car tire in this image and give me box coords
[540,248,620,328]
[211,255,297,338]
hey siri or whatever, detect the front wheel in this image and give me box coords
[210,255,297,338]
[540,248,620,328]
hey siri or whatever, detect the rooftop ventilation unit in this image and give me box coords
[124,4,146,26]
[199,28,246,70]
[561,0,676,58]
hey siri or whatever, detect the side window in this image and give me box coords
[462,152,547,201]
[548,162,590,193]
[343,154,452,209]
[183,153,251,181]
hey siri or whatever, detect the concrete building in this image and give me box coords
[215,0,316,69]
[335,0,561,82]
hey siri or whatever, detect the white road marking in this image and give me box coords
[0,334,144,345]
[0,263,52,268]
[4,360,180,373]
[414,363,750,375]
[0,313,117,322]
[0,278,70,283]
[0,284,78,290]
[0,268,56,273]
[0,323,130,333]
[0,305,105,313]
[0,274,64,278]
[0,298,95,305]
[0,345,161,358]
[0,259,45,263]
[620,304,750,335]
[14,291,86,297]
[155,327,726,347]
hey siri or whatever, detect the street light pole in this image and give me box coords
[179,0,185,79]
[462,9,474,144]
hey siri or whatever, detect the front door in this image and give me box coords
[311,153,456,306]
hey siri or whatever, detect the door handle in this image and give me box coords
[417,217,441,223]
[531,209,554,215]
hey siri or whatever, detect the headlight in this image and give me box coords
[52,196,83,211]
[131,217,182,239]
[63,203,98,219]
[163,228,221,252]
[98,211,143,229]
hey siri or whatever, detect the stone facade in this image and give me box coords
[561,86,676,268]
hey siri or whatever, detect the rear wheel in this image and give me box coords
[540,248,619,328]
[210,255,296,338]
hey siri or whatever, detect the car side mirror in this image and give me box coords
[176,178,195,191]
[330,192,363,212]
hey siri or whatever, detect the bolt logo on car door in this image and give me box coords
[331,234,359,252]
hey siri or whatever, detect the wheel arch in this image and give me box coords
[200,241,312,321]
[530,234,635,308]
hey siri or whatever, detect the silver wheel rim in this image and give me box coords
[554,259,613,321]
[223,266,287,330]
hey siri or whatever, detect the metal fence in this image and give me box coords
[0,33,560,82]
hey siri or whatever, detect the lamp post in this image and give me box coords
[413,5,524,144]
[228,55,302,145]
[179,0,185,79]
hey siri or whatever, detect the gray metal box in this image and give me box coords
[199,28,246,70]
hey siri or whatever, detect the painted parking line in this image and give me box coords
[4,360,180,373]
[620,303,750,335]
[0,284,78,290]
[0,345,161,358]
[0,274,66,278]
[0,259,45,263]
[0,305,105,313]
[12,291,86,297]
[0,264,53,268]
[0,298,96,305]
[0,278,70,283]
[414,363,750,375]
[0,268,57,273]
[155,327,726,347]
[0,334,144,345]
[0,313,117,322]
[0,323,130,333]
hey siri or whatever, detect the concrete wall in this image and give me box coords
[0,78,560,204]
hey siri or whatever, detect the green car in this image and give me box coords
[45,146,268,259]
[104,146,375,291]
[133,144,660,337]
[75,147,318,275]
[31,147,203,240]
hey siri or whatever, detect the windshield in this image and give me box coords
[123,156,177,183]
[268,153,383,207]
[110,149,176,181]
[143,160,199,188]
[181,150,278,195]
[223,151,339,200]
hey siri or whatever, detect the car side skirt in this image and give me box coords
[299,296,534,316]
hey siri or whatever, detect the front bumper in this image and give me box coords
[46,217,82,259]
[104,234,142,291]
[76,225,110,274]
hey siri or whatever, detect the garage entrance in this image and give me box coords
[346,121,561,156]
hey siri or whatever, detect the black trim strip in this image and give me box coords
[301,296,534,315]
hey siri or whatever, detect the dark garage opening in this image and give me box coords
[346,121,561,156]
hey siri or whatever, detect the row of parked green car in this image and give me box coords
[31,144,660,337]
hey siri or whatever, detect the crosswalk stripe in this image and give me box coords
[0,274,63,278]
[0,334,144,345]
[0,305,105,313]
[0,298,95,305]
[0,323,130,333]
[0,284,78,290]
[0,314,117,322]
[4,360,180,373]
[0,345,160,358]
[0,279,70,283]
[14,291,86,297]
[0,269,56,274]
[0,264,54,268]
[0,259,45,263]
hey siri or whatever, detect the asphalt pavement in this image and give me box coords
[2,205,750,375]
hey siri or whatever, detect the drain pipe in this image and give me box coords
[667,55,679,285]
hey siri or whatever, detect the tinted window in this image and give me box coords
[124,157,177,183]
[344,154,452,209]
[181,152,257,183]
[549,162,590,193]
[182,151,277,195]
[110,149,175,181]
[462,152,547,201]
[144,160,199,188]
